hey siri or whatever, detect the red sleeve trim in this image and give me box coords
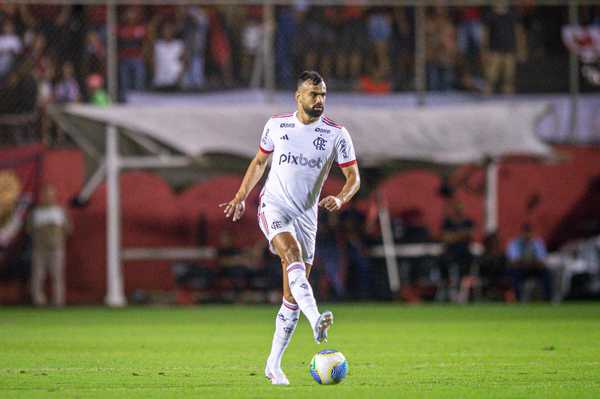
[259,145,273,154]
[337,159,357,168]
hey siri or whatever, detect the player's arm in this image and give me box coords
[319,162,360,212]
[219,149,271,222]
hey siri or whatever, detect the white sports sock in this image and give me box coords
[267,298,300,370]
[287,262,320,330]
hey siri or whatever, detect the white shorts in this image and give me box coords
[257,198,317,265]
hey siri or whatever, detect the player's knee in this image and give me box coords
[282,245,302,265]
[283,293,296,304]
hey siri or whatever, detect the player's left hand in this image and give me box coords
[319,196,343,212]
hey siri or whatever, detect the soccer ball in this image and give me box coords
[309,349,348,385]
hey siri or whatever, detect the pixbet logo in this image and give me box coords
[280,123,295,128]
[315,127,330,134]
[278,152,323,169]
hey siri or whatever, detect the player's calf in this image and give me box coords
[286,262,321,333]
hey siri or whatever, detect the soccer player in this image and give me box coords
[219,71,360,385]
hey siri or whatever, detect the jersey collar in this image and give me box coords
[293,111,322,127]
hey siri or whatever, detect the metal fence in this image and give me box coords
[0,1,599,145]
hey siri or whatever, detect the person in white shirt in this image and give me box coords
[29,184,71,307]
[0,20,22,78]
[220,71,360,385]
[153,21,184,89]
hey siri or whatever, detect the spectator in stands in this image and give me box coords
[152,21,184,90]
[506,223,553,302]
[482,3,526,95]
[207,8,235,88]
[19,4,72,56]
[456,7,484,91]
[457,7,483,59]
[392,7,414,90]
[35,54,56,144]
[274,6,298,89]
[337,5,367,85]
[298,7,336,79]
[358,61,392,94]
[54,61,80,103]
[394,209,432,243]
[0,53,37,120]
[425,6,458,91]
[367,7,393,77]
[29,184,71,307]
[118,6,147,99]
[82,30,106,80]
[182,5,209,90]
[0,19,22,79]
[239,5,263,85]
[440,201,474,300]
[86,74,109,106]
[476,232,510,301]
[28,31,49,79]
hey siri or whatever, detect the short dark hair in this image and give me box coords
[297,70,324,88]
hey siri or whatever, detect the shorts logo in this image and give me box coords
[280,123,295,128]
[278,152,323,169]
[272,220,282,230]
[315,127,330,134]
[300,283,309,289]
[339,138,348,158]
[313,137,327,151]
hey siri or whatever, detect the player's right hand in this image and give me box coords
[219,198,246,222]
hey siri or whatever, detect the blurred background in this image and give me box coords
[1,0,600,307]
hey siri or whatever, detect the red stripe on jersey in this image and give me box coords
[260,212,269,234]
[271,112,294,119]
[337,159,357,168]
[323,116,342,128]
[259,145,273,154]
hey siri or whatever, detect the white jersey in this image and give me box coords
[258,111,356,218]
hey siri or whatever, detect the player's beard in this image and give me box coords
[304,104,324,118]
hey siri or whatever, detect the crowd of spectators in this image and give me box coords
[1,4,593,102]
[1,3,598,145]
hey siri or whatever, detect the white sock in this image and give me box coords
[267,298,300,371]
[287,262,320,330]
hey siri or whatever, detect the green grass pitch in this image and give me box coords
[1,304,599,398]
